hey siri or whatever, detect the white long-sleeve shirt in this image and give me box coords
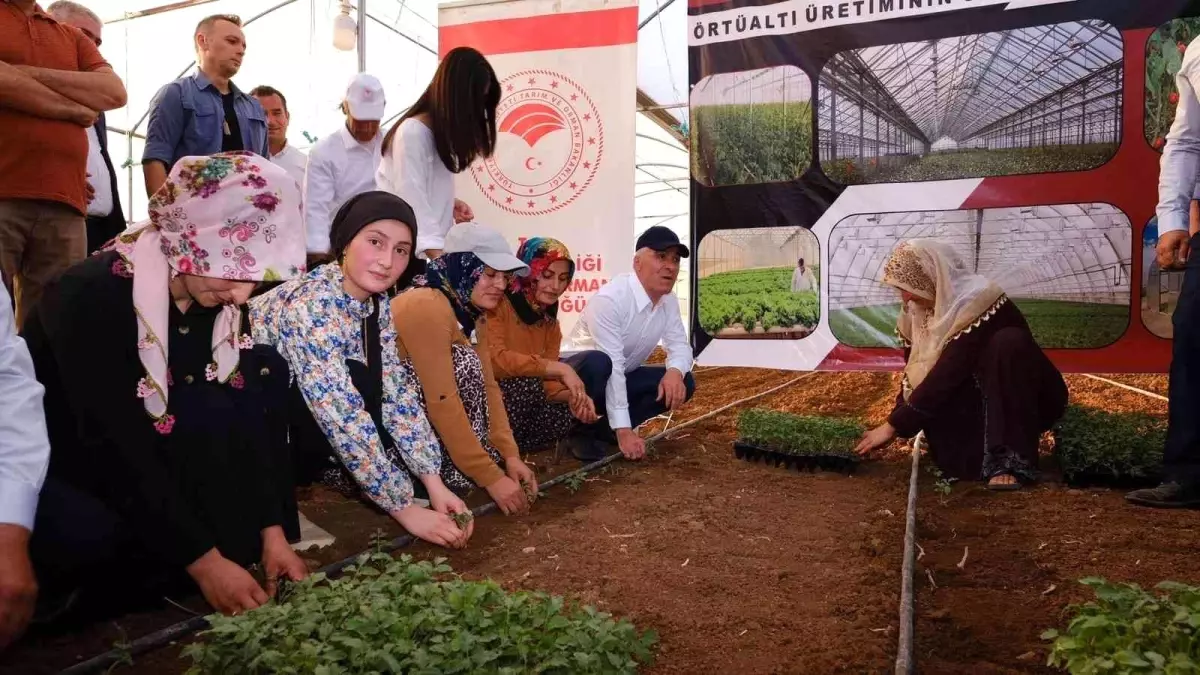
[304,126,381,254]
[579,274,692,430]
[271,144,308,196]
[0,284,50,531]
[1158,37,1200,235]
[376,119,455,257]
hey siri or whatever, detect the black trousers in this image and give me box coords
[1166,233,1200,489]
[566,354,697,442]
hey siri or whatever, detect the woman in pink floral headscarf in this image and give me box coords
[21,152,310,620]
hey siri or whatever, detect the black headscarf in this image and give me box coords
[329,190,420,290]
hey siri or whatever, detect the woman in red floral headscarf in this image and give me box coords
[22,152,309,621]
[485,237,612,458]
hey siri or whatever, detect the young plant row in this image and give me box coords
[1053,405,1166,487]
[690,102,813,186]
[698,268,819,335]
[183,552,657,674]
[1043,578,1200,673]
[736,408,863,459]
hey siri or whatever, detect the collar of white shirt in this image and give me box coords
[339,125,381,152]
[627,273,656,312]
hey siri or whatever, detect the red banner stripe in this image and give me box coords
[439,6,639,57]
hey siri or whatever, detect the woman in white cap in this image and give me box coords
[390,223,537,516]
[377,47,500,261]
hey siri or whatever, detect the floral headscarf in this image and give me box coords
[105,152,305,429]
[415,252,488,336]
[882,240,1005,396]
[508,237,573,325]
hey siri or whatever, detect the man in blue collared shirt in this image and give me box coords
[141,14,267,197]
[1127,37,1200,510]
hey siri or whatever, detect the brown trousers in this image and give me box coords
[0,199,87,329]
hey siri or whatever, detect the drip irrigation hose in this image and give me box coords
[1080,374,1168,402]
[895,431,923,675]
[61,370,814,674]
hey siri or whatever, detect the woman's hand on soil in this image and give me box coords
[486,475,529,515]
[506,459,538,501]
[428,484,474,546]
[260,527,309,597]
[392,505,469,549]
[187,548,269,616]
[855,423,896,456]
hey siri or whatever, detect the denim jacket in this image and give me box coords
[143,71,268,169]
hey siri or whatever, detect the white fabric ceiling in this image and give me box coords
[86,0,689,247]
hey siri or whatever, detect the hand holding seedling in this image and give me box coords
[187,548,270,616]
[854,423,896,456]
[616,428,646,460]
[393,504,470,549]
[486,475,530,515]
[0,524,36,651]
[658,369,688,411]
[507,458,538,502]
[260,526,309,598]
[428,484,474,546]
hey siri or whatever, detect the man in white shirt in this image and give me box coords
[573,226,696,461]
[1128,37,1200,510]
[0,282,50,650]
[250,85,306,191]
[47,1,125,254]
[303,73,384,263]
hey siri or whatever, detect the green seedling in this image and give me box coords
[565,471,586,495]
[1054,405,1167,485]
[520,477,537,503]
[184,554,657,674]
[452,511,474,531]
[736,408,863,457]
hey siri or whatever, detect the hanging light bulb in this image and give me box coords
[333,1,357,51]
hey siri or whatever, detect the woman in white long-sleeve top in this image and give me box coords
[376,46,500,260]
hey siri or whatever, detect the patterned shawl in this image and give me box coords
[415,251,488,336]
[105,151,305,425]
[882,239,1005,396]
[507,237,573,325]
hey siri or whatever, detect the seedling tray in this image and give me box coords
[733,441,859,475]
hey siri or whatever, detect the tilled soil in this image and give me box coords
[2,369,1188,675]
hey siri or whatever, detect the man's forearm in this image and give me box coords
[17,66,126,111]
[0,61,92,121]
[144,160,169,198]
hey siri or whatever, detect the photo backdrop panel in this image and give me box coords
[688,0,1197,374]
[827,204,1133,350]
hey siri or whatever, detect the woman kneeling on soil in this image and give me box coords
[485,237,610,454]
[391,223,538,515]
[251,191,472,550]
[23,153,309,617]
[854,240,1068,490]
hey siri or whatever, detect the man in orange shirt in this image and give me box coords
[0,0,126,328]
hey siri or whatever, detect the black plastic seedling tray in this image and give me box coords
[733,442,859,475]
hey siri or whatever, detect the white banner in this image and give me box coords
[688,0,1079,46]
[439,0,639,348]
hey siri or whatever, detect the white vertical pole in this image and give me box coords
[357,0,366,71]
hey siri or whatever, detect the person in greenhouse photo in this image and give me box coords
[791,257,815,292]
[22,153,309,619]
[853,239,1068,491]
[485,237,610,455]
[377,46,499,261]
[251,190,473,550]
[391,223,538,516]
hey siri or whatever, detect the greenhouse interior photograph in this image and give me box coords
[2,0,1200,673]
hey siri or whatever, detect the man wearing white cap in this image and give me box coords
[303,73,386,262]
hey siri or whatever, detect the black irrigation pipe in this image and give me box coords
[61,370,814,674]
[894,432,924,675]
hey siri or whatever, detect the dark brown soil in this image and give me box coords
[2,369,1190,675]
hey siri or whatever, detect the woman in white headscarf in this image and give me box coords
[23,152,309,619]
[854,240,1067,490]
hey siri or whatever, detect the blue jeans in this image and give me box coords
[562,353,696,442]
[1166,233,1200,488]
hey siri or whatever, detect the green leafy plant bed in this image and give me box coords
[1053,405,1166,488]
[183,553,657,674]
[734,409,863,475]
[1042,578,1200,674]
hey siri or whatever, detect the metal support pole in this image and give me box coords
[357,0,366,72]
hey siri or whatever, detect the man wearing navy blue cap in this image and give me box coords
[569,226,696,461]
